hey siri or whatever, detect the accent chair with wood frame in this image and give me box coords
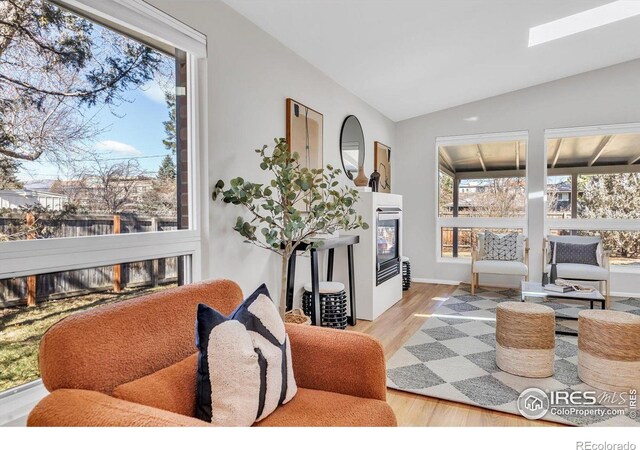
[542,235,611,308]
[471,233,529,295]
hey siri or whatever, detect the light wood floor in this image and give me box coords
[348,282,561,427]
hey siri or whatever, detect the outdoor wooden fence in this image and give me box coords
[0,214,178,307]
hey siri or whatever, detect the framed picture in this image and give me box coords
[375,141,391,193]
[286,98,323,170]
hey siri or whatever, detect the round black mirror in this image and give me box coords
[339,115,365,180]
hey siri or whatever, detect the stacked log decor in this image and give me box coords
[302,281,348,330]
[495,301,555,377]
[402,256,411,291]
[578,310,640,391]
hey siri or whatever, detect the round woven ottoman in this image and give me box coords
[578,310,640,392]
[495,302,555,378]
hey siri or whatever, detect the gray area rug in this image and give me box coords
[386,284,640,426]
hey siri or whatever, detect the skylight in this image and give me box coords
[528,1,640,47]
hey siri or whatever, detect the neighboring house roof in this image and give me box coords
[547,181,572,192]
[23,180,56,191]
[0,189,68,211]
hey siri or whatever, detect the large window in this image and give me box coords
[545,128,640,269]
[437,133,528,259]
[0,0,205,400]
[0,256,184,392]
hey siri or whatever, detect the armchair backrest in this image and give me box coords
[39,279,244,395]
[476,232,527,262]
[544,235,604,267]
[547,235,601,245]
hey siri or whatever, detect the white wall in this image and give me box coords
[148,0,395,303]
[396,58,640,296]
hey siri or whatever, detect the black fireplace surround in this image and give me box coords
[376,207,401,285]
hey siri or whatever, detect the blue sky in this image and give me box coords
[19,75,174,183]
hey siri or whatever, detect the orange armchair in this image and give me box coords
[28,279,396,427]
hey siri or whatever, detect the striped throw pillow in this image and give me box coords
[195,284,297,425]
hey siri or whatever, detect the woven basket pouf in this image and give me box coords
[495,301,555,378]
[578,310,640,392]
[402,256,411,291]
[301,282,348,329]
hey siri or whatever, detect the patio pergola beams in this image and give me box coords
[440,163,640,181]
[550,138,563,169]
[587,135,614,167]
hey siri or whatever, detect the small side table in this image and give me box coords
[285,235,359,327]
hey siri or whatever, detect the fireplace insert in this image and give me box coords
[376,207,401,285]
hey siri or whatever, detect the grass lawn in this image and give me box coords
[0,284,175,392]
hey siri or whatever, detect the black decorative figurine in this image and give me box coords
[549,242,557,284]
[550,263,558,285]
[368,170,380,192]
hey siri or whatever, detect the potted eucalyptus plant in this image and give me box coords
[212,138,368,319]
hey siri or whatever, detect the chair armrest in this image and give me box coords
[471,234,479,265]
[28,389,209,427]
[285,324,387,401]
[602,250,611,270]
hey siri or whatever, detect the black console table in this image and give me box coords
[285,235,359,327]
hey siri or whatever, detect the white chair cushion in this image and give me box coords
[545,263,608,281]
[474,260,528,276]
[303,281,345,294]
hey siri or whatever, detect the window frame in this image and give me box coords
[544,123,640,274]
[0,0,209,284]
[434,131,530,263]
[0,0,209,420]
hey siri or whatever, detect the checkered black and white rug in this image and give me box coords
[386,284,640,426]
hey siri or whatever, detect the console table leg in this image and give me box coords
[327,248,334,282]
[310,249,321,327]
[347,244,357,326]
[286,252,297,312]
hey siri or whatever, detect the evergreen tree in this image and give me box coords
[158,155,176,181]
[0,156,22,189]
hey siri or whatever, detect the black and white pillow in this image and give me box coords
[195,284,296,426]
[482,231,518,261]
[550,241,599,266]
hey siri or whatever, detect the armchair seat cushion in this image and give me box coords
[473,260,528,276]
[254,387,396,427]
[545,263,608,281]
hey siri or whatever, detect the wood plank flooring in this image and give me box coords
[348,282,560,427]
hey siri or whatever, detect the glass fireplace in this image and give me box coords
[376,207,401,285]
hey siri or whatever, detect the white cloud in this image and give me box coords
[141,80,170,104]
[95,140,142,156]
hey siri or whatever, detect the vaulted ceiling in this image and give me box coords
[222,0,640,121]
